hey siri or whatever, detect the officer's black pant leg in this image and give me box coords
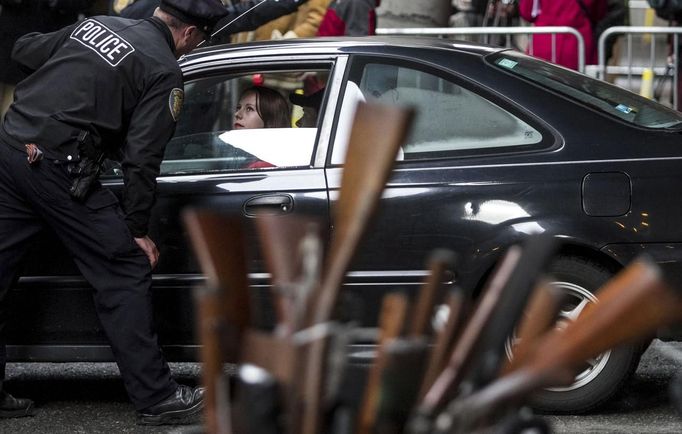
[66,223,178,411]
[27,163,176,411]
[0,143,44,387]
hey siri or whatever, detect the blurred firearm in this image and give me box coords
[299,102,414,434]
[371,250,459,434]
[410,234,558,433]
[433,256,682,433]
[183,209,252,434]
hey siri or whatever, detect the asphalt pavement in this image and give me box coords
[1,341,682,433]
[547,340,682,434]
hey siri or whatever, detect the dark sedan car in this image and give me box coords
[9,37,682,413]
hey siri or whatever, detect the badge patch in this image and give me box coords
[169,88,184,122]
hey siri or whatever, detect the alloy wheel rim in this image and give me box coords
[504,281,611,392]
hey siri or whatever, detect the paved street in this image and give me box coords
[548,340,682,434]
[0,362,203,434]
[1,341,682,433]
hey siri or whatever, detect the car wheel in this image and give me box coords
[506,256,641,413]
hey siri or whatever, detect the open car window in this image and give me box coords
[158,69,330,176]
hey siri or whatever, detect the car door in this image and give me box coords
[140,57,347,351]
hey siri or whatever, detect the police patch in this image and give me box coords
[70,19,135,67]
[169,88,184,122]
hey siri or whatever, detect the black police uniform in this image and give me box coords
[0,15,184,411]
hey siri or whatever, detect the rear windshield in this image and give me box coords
[487,50,682,130]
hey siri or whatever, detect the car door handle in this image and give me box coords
[243,194,294,216]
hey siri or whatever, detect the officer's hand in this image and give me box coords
[135,236,160,268]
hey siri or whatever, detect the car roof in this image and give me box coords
[181,36,505,65]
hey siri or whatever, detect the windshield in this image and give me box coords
[487,51,682,130]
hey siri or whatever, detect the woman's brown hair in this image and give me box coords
[240,86,290,128]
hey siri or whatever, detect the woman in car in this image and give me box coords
[234,86,291,130]
[233,86,291,168]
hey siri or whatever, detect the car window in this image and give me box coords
[488,51,682,130]
[337,60,543,162]
[160,69,329,176]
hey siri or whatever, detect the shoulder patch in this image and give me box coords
[169,88,184,122]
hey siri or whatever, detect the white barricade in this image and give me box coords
[598,26,680,110]
[376,26,586,72]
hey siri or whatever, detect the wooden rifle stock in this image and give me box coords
[240,329,297,387]
[255,214,322,334]
[183,209,252,434]
[183,209,251,330]
[305,102,415,327]
[255,214,301,333]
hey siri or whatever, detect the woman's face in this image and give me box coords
[234,92,264,129]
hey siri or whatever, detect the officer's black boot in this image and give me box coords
[0,390,35,418]
[137,385,204,425]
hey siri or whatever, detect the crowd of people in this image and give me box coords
[449,0,628,70]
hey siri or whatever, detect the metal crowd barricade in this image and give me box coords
[598,26,681,110]
[376,26,586,72]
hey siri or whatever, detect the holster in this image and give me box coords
[68,130,104,202]
[68,156,104,201]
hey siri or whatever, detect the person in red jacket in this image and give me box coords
[317,0,380,36]
[519,0,607,70]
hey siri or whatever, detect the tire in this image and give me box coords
[519,256,641,413]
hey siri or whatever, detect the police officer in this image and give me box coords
[0,0,227,424]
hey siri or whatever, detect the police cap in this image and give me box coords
[159,0,227,34]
